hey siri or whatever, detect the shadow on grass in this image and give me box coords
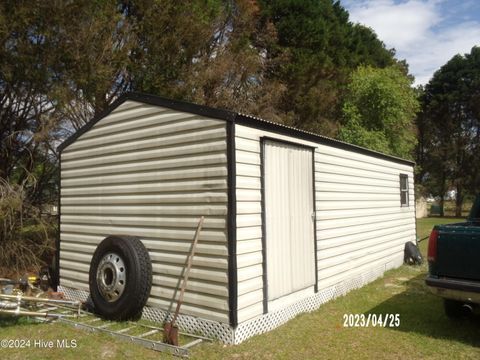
[366,273,480,347]
[0,315,46,328]
[0,317,21,327]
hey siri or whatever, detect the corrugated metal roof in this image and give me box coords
[235,112,415,166]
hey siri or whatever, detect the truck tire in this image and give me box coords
[89,235,152,320]
[404,241,423,265]
[444,299,468,318]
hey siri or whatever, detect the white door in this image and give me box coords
[264,140,316,301]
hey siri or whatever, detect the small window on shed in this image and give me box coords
[400,174,409,207]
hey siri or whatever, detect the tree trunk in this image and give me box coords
[94,92,108,117]
[455,184,463,217]
[439,171,447,217]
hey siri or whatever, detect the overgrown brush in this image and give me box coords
[0,178,55,274]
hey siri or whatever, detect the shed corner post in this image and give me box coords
[54,150,62,291]
[227,117,238,329]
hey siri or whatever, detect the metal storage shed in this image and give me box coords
[57,92,416,344]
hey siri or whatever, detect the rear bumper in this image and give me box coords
[426,276,480,303]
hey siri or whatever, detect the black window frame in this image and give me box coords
[400,174,409,207]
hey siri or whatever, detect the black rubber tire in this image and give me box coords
[404,241,423,265]
[444,299,467,319]
[89,235,152,320]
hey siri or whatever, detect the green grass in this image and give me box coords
[432,200,473,218]
[0,317,161,360]
[2,217,479,359]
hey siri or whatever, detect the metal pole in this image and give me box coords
[0,293,81,307]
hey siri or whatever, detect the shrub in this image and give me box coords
[0,179,55,274]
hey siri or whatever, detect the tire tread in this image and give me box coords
[89,235,152,320]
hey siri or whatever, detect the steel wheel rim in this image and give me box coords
[96,252,126,302]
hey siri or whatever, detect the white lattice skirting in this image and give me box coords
[59,255,403,344]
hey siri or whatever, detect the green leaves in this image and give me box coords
[338,65,419,159]
[259,0,398,136]
[417,46,480,208]
[0,0,420,211]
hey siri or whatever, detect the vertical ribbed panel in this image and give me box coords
[263,140,315,300]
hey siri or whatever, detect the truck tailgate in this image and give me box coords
[435,225,480,281]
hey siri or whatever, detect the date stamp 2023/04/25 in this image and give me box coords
[343,313,400,328]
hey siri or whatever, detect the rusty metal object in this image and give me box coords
[48,292,65,300]
[0,274,82,320]
[163,322,179,345]
[164,216,204,346]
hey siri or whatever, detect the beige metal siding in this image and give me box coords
[235,124,415,324]
[314,144,415,290]
[263,140,315,300]
[60,100,229,323]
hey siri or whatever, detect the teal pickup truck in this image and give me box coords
[426,195,480,317]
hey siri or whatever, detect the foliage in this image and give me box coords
[416,46,480,215]
[0,1,63,208]
[55,0,135,129]
[0,1,132,204]
[124,0,287,120]
[0,179,55,273]
[338,65,419,159]
[259,0,398,136]
[0,0,407,171]
[0,0,406,204]
[0,0,419,272]
[0,1,59,269]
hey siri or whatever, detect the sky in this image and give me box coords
[341,0,480,85]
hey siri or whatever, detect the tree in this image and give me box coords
[0,0,416,205]
[0,1,63,203]
[0,1,135,203]
[338,65,419,159]
[258,0,397,136]
[125,0,286,120]
[47,0,136,133]
[0,0,421,269]
[0,1,64,269]
[417,46,480,216]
